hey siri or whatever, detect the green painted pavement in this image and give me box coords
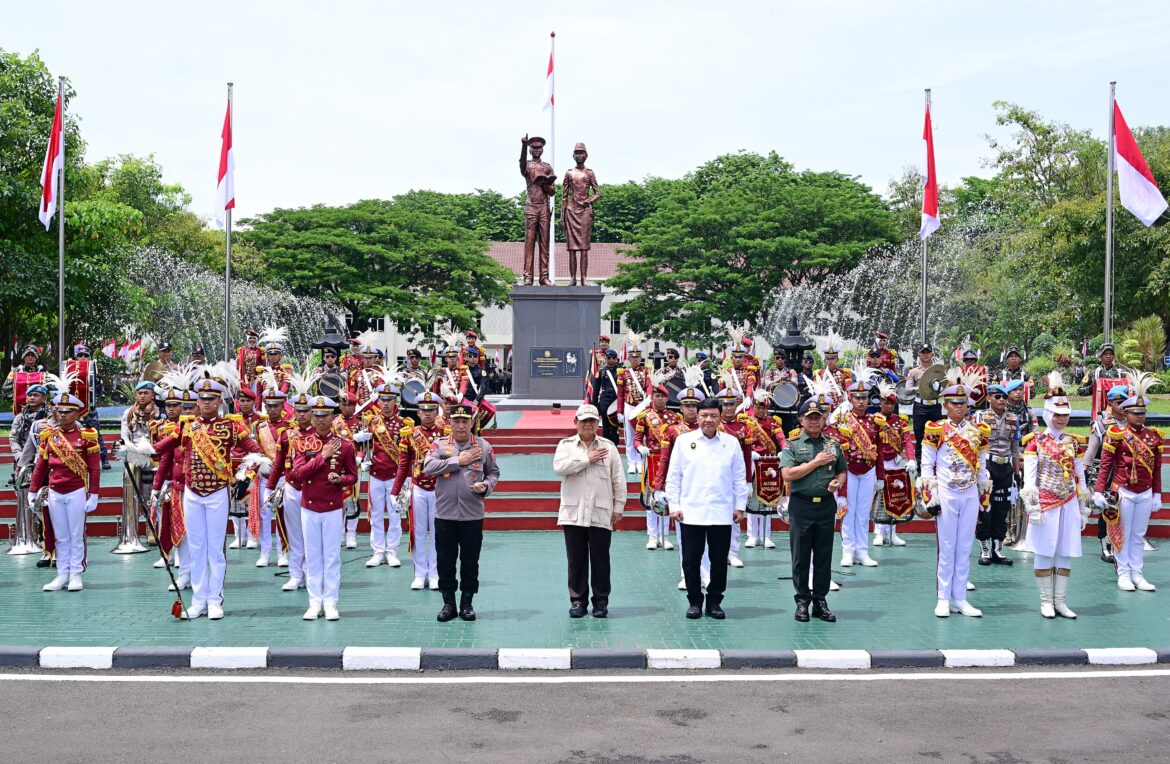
[2,533,1167,651]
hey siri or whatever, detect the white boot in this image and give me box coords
[745,535,758,548]
[1053,571,1076,618]
[857,554,879,567]
[662,537,674,550]
[890,529,907,546]
[950,600,982,617]
[873,531,885,546]
[255,554,270,567]
[153,557,166,568]
[934,598,950,618]
[839,552,853,567]
[43,574,69,592]
[324,601,340,621]
[385,552,401,567]
[728,555,744,568]
[1133,574,1157,591]
[277,553,289,567]
[646,537,659,550]
[67,574,83,592]
[229,537,241,550]
[168,573,191,591]
[763,537,776,549]
[411,577,425,590]
[627,462,637,475]
[282,577,304,591]
[366,551,386,567]
[303,601,322,620]
[829,579,840,591]
[1038,571,1055,618]
[1118,574,1137,591]
[345,532,357,549]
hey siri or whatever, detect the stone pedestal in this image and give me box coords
[510,285,602,400]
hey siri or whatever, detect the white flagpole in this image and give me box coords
[920,88,930,347]
[223,82,233,363]
[57,76,66,375]
[1104,81,1116,345]
[549,31,556,285]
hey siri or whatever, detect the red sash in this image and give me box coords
[47,429,91,492]
[1124,430,1155,486]
[942,422,981,472]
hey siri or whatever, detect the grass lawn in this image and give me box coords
[1068,394,1170,414]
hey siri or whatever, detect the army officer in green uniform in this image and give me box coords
[780,397,848,623]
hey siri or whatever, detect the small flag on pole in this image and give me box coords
[542,46,554,111]
[215,99,235,229]
[39,90,65,231]
[919,103,940,240]
[101,339,117,359]
[1113,102,1168,227]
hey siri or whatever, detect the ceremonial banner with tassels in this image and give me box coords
[881,468,915,520]
[753,455,784,505]
[170,480,186,547]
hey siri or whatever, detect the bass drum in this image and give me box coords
[317,370,345,400]
[664,376,687,404]
[771,382,799,409]
[401,379,427,406]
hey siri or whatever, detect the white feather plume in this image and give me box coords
[852,367,878,391]
[42,368,81,396]
[650,367,673,388]
[1122,367,1160,399]
[1044,370,1066,396]
[286,363,323,400]
[682,362,704,389]
[235,453,273,481]
[876,379,897,401]
[725,323,750,350]
[439,327,465,353]
[624,328,646,354]
[803,372,839,404]
[257,325,288,347]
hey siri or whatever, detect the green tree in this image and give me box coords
[391,189,523,242]
[240,200,515,333]
[607,153,899,345]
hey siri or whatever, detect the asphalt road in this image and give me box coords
[4,668,1168,763]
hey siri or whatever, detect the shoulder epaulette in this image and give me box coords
[81,428,99,442]
[1020,432,1036,446]
[976,422,992,435]
[400,425,413,436]
[787,427,802,440]
[924,421,944,434]
[402,416,415,427]
[442,427,452,435]
[226,413,243,422]
[1150,427,1163,439]
[899,413,910,424]
[836,424,852,437]
[872,414,887,426]
[39,428,52,442]
[1106,426,1125,439]
[1072,433,1088,444]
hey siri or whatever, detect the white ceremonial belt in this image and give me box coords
[989,455,1012,465]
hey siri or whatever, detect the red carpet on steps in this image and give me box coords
[513,410,579,432]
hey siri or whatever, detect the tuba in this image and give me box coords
[113,462,150,554]
[395,477,413,517]
[7,466,42,555]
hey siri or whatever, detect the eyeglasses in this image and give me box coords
[989,394,1006,400]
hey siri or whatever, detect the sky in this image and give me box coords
[8,1,1170,223]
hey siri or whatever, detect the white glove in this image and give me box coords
[751,451,761,462]
[1092,492,1106,509]
[653,490,667,505]
[1009,486,1018,504]
[1028,509,1044,526]
[835,495,848,511]
[390,494,400,506]
[354,431,373,443]
[904,460,917,474]
[637,445,649,457]
[84,493,99,514]
[1079,507,1090,531]
[276,477,286,491]
[617,413,625,424]
[977,478,993,494]
[360,460,370,473]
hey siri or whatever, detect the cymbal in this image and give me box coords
[917,364,947,401]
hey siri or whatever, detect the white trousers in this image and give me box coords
[411,486,437,579]
[48,488,87,576]
[368,476,403,553]
[647,511,668,538]
[747,515,773,540]
[230,516,252,544]
[283,485,305,580]
[1117,487,1154,578]
[623,404,643,466]
[729,517,741,558]
[936,484,980,602]
[183,487,228,608]
[843,468,876,557]
[301,507,343,606]
[257,485,276,558]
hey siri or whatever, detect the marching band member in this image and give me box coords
[392,391,449,590]
[347,333,384,409]
[590,349,622,445]
[634,379,679,550]
[1019,373,1088,618]
[150,380,188,584]
[424,402,499,622]
[920,369,991,618]
[265,373,319,591]
[617,331,653,474]
[2,345,46,403]
[831,369,882,568]
[235,328,264,392]
[152,370,269,619]
[290,395,358,621]
[874,332,898,373]
[970,382,1022,566]
[256,329,294,400]
[361,384,408,568]
[253,386,292,567]
[820,338,854,394]
[1084,384,1131,563]
[745,389,784,549]
[332,392,363,548]
[228,387,263,550]
[904,345,941,462]
[959,349,989,409]
[872,381,916,547]
[1093,371,1162,592]
[10,382,50,461]
[30,387,101,592]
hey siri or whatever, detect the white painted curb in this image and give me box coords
[190,647,268,669]
[1084,647,1158,665]
[342,647,422,671]
[795,650,871,669]
[646,649,721,670]
[941,649,1015,668]
[39,646,115,669]
[498,648,572,670]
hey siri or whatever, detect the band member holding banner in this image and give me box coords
[290,395,358,621]
[236,328,264,392]
[745,389,784,549]
[970,382,1022,566]
[67,345,111,470]
[424,402,499,622]
[362,384,408,569]
[920,369,992,618]
[10,382,50,461]
[152,373,269,619]
[150,379,189,588]
[117,381,161,551]
[634,382,679,550]
[831,369,883,568]
[1084,384,1131,563]
[780,395,847,623]
[30,388,102,592]
[392,391,449,590]
[617,332,653,474]
[1019,372,1089,618]
[872,381,917,547]
[716,385,759,569]
[228,387,262,550]
[591,349,622,445]
[1093,371,1162,592]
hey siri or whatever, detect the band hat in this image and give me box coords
[376,383,401,398]
[265,343,284,353]
[628,348,643,357]
[652,384,670,397]
[678,387,702,404]
[51,391,85,411]
[342,391,358,405]
[289,391,313,410]
[599,335,610,342]
[263,389,287,403]
[574,403,600,421]
[416,391,441,411]
[875,331,890,340]
[74,345,91,356]
[245,329,260,337]
[940,385,974,405]
[195,378,227,399]
[716,387,741,403]
[235,387,258,401]
[322,347,338,357]
[310,395,338,413]
[449,403,475,419]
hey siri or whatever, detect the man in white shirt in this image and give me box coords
[665,398,749,620]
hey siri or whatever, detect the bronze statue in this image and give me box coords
[561,142,600,286]
[519,134,556,286]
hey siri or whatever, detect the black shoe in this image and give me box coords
[1101,543,1116,563]
[811,598,837,623]
[36,556,52,569]
[795,602,810,622]
[569,603,587,618]
[101,462,112,471]
[991,553,1013,566]
[591,606,608,618]
[685,605,702,619]
[437,592,458,622]
[978,553,992,566]
[704,605,726,620]
[459,593,476,622]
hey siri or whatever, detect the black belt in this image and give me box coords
[789,492,834,505]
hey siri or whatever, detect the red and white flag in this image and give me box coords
[39,90,65,231]
[542,48,554,111]
[215,99,235,229]
[1113,102,1168,227]
[101,339,117,359]
[119,339,142,362]
[919,103,940,240]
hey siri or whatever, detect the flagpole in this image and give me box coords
[57,76,66,375]
[1104,81,1116,345]
[920,88,930,347]
[223,82,233,363]
[549,31,556,285]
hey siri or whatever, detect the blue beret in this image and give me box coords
[26,384,48,396]
[694,352,708,361]
[1002,379,1024,393]
[604,349,618,359]
[135,381,157,393]
[987,383,1009,396]
[1107,385,1132,401]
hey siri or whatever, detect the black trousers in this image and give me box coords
[680,522,731,608]
[976,459,1015,542]
[435,518,483,595]
[597,396,619,443]
[789,494,836,605]
[1097,515,1108,541]
[563,525,612,607]
[912,402,941,463]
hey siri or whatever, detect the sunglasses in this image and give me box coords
[989,394,1006,400]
